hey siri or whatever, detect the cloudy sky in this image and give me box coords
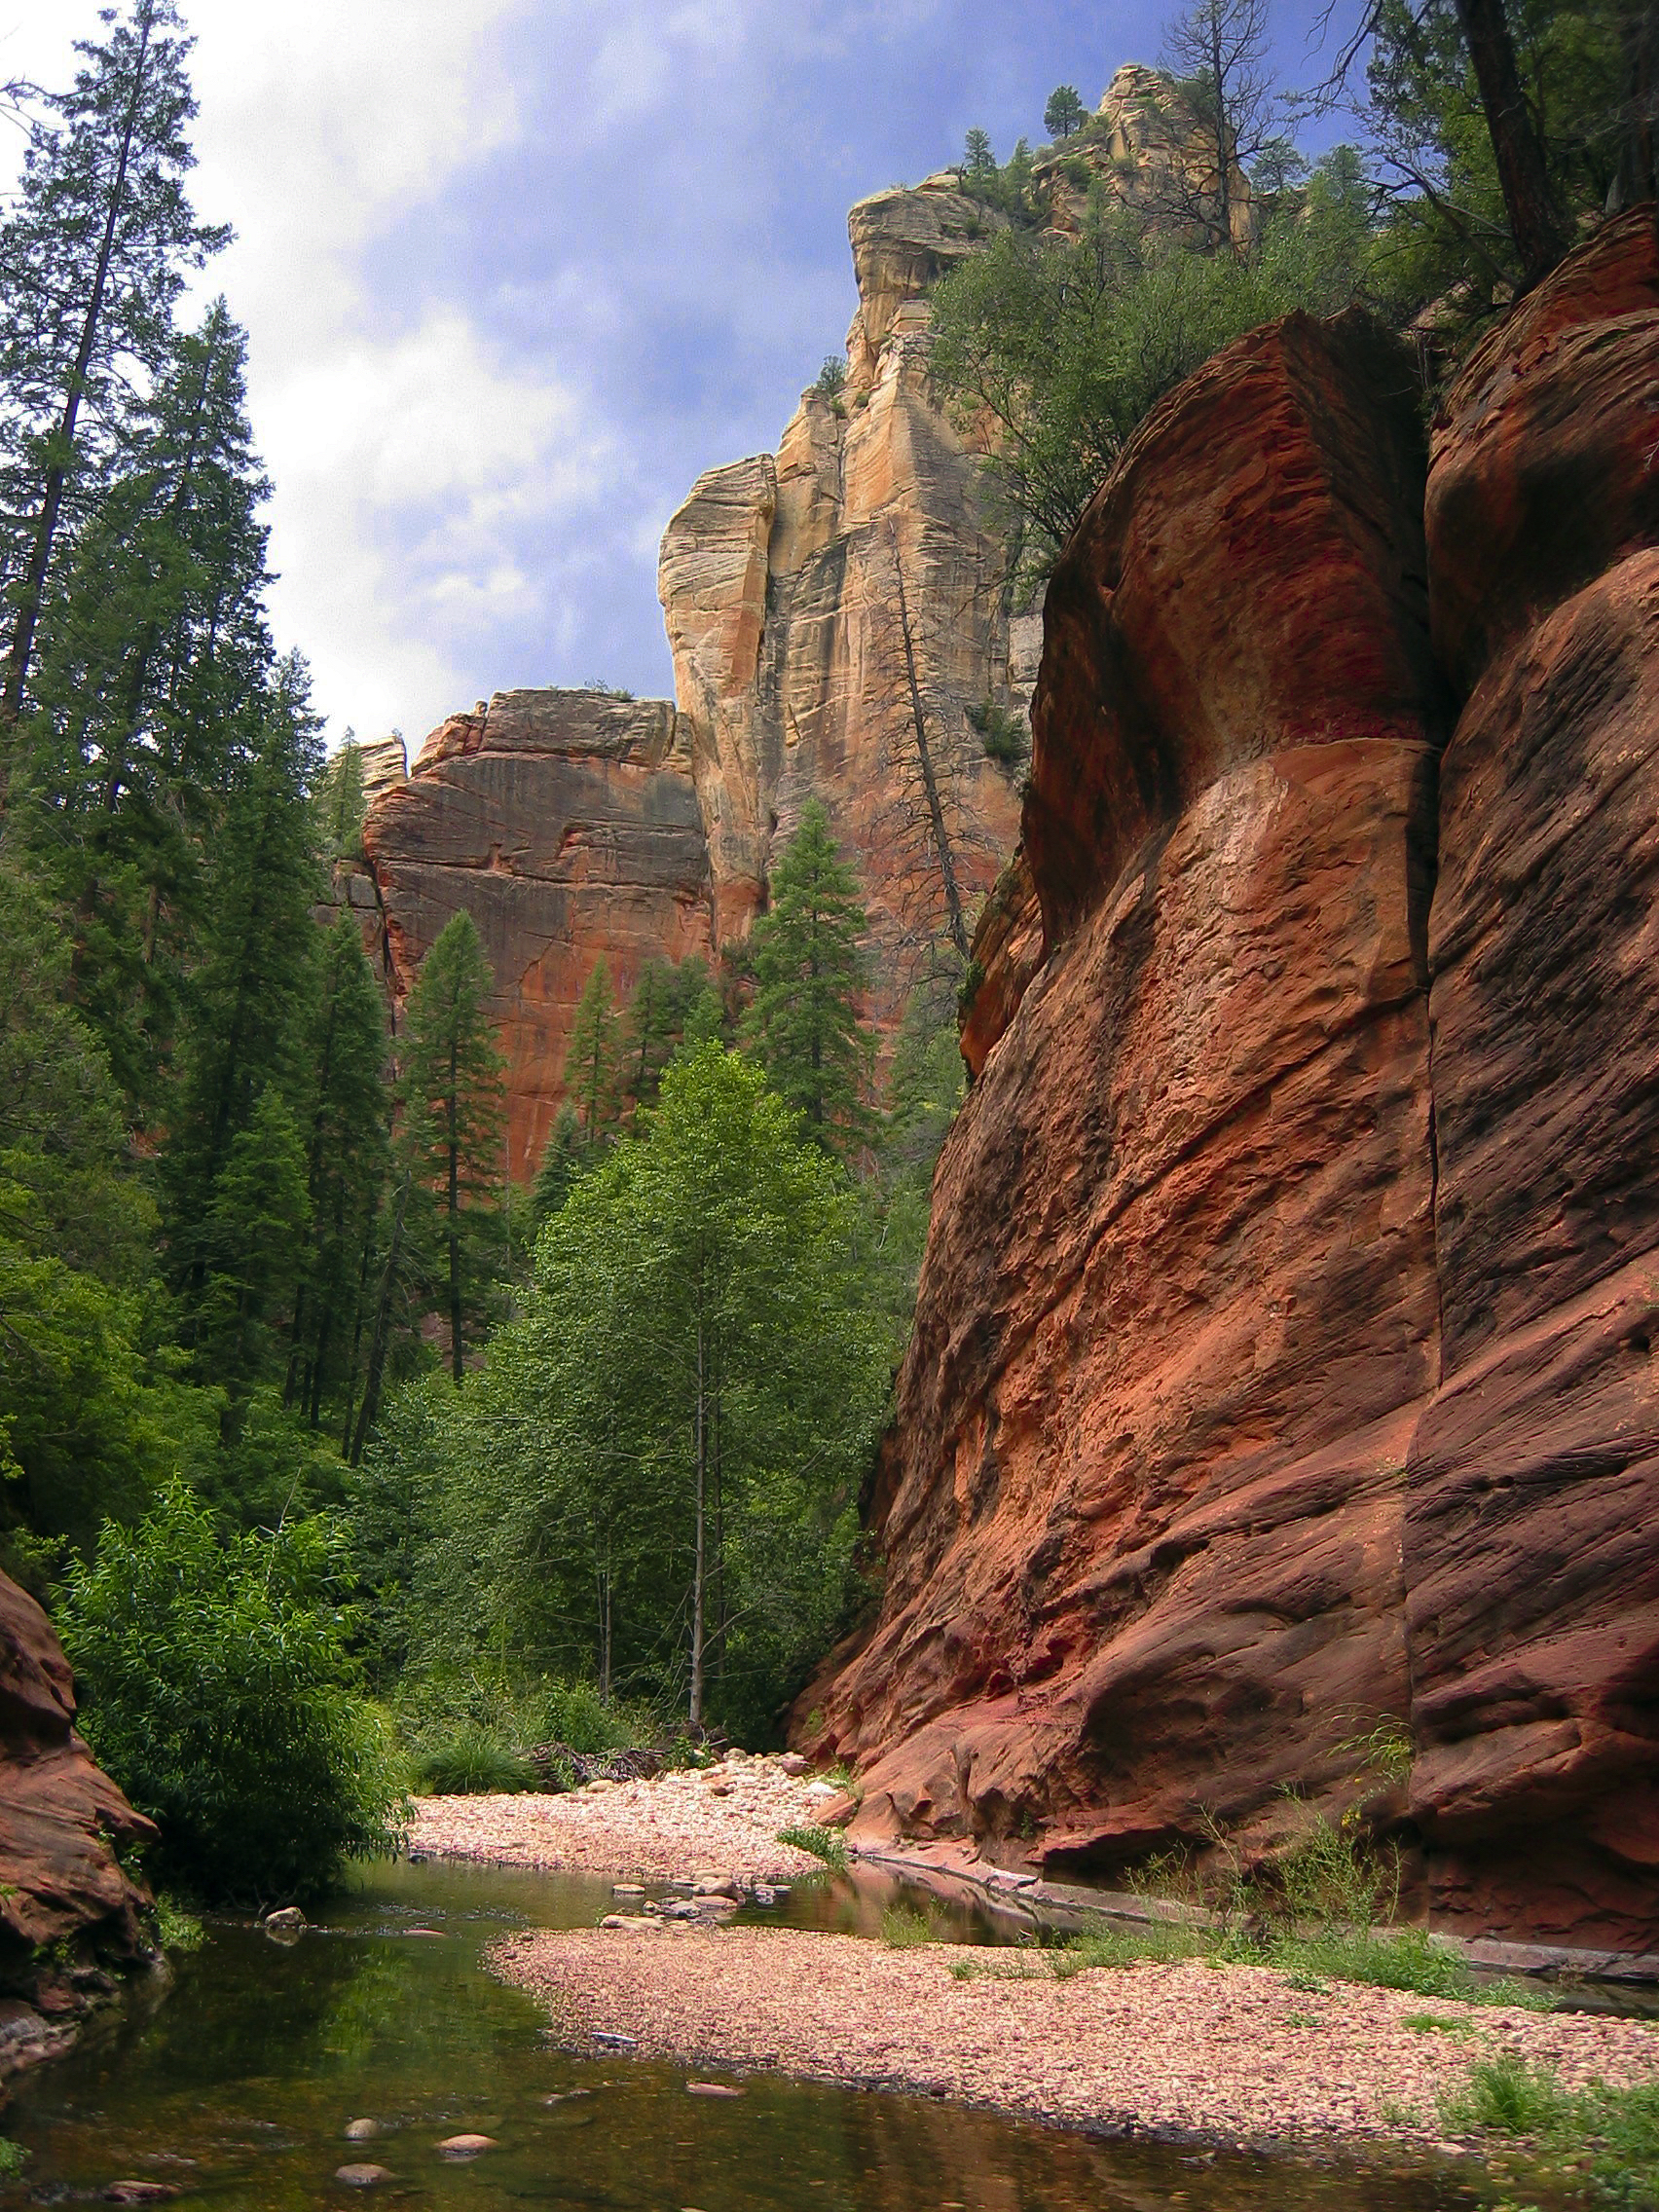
[9,1,1354,749]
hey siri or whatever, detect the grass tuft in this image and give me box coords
[777,1823,848,1874]
[0,2140,27,2179]
[880,1901,938,1949]
[154,1894,204,1951]
[414,1725,538,1796]
[1436,2060,1659,2208]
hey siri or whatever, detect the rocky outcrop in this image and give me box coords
[797,211,1659,1952]
[361,688,714,1177]
[0,1572,153,2058]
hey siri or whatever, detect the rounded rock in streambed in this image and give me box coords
[343,2119,381,2142]
[335,2163,391,2188]
[436,2133,497,2158]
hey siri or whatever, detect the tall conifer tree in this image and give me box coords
[397,910,506,1385]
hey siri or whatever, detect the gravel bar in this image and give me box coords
[409,1752,830,1883]
[493,1923,1659,2151]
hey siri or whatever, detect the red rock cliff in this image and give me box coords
[0,1570,153,2069]
[797,211,1659,1953]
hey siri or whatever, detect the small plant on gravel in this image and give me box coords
[1378,2098,1424,2129]
[1404,2011,1475,2036]
[1441,2056,1570,2136]
[880,1901,939,1949]
[778,1823,848,1873]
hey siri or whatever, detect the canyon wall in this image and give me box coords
[0,1570,153,2065]
[361,69,1236,1168]
[797,211,1659,1953]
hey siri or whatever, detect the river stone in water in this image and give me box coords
[343,2119,380,2141]
[335,2164,390,2188]
[436,2134,497,2157]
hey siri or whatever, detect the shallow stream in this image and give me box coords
[5,1858,1504,2212]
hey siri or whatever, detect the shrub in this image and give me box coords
[814,354,847,399]
[778,1823,848,1873]
[414,1726,537,1795]
[965,698,1027,769]
[59,1483,408,1904]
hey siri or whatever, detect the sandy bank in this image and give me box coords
[408,1752,829,1883]
[493,1923,1659,2150]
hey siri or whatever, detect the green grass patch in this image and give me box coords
[880,1901,938,1949]
[1268,1927,1554,2009]
[777,1823,848,1874]
[1049,1919,1217,1977]
[0,2140,27,2180]
[414,1725,538,1795]
[1438,2060,1659,2208]
[1404,2011,1475,2037]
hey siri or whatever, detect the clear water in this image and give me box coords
[3,1858,1504,2212]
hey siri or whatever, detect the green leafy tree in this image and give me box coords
[58,1480,407,1903]
[0,0,228,744]
[413,1046,889,1732]
[1045,84,1088,139]
[741,801,873,1158]
[397,909,506,1385]
[563,957,621,1138]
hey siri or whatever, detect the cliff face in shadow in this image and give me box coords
[796,210,1659,1954]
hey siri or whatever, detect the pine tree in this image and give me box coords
[397,910,506,1385]
[0,0,228,750]
[741,801,873,1157]
[197,1086,312,1395]
[163,660,324,1316]
[563,957,621,1139]
[1045,84,1088,139]
[531,1103,586,1234]
[621,958,677,1116]
[317,737,367,863]
[25,302,276,1114]
[288,913,388,1428]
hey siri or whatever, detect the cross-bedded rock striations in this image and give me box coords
[360,688,715,1179]
[0,1569,153,2048]
[798,210,1659,1951]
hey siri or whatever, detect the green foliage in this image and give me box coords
[741,801,874,1158]
[414,1727,536,1796]
[779,1823,849,1872]
[814,354,847,398]
[931,185,1379,575]
[880,1900,939,1949]
[0,2139,27,2180]
[58,1481,408,1903]
[152,1895,203,1951]
[531,1103,589,1233]
[317,741,368,862]
[563,957,622,1139]
[373,1047,889,1737]
[965,697,1026,768]
[1044,84,1088,140]
[397,909,506,1384]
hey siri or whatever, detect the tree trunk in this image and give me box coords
[1,5,157,744]
[889,529,970,963]
[1454,0,1567,286]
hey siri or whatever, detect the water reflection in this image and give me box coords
[5,1858,1507,2212]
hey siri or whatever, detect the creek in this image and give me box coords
[5,1858,1502,2212]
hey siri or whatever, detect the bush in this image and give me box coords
[965,698,1026,769]
[59,1482,408,1904]
[414,1726,536,1796]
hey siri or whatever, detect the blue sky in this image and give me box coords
[9,1,1360,748]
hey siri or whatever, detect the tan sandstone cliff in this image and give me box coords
[360,69,1240,1168]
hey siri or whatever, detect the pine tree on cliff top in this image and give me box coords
[740,800,873,1159]
[397,909,506,1386]
[1045,85,1088,140]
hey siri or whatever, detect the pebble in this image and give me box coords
[592,2030,637,2049]
[343,2119,380,2141]
[685,2082,745,2098]
[102,2187,179,2205]
[778,1752,808,1775]
[436,2134,497,2158]
[611,1883,646,1898]
[335,2164,391,2188]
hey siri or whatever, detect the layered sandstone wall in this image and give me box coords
[797,212,1659,1952]
[363,67,1242,1157]
[0,1571,153,2064]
